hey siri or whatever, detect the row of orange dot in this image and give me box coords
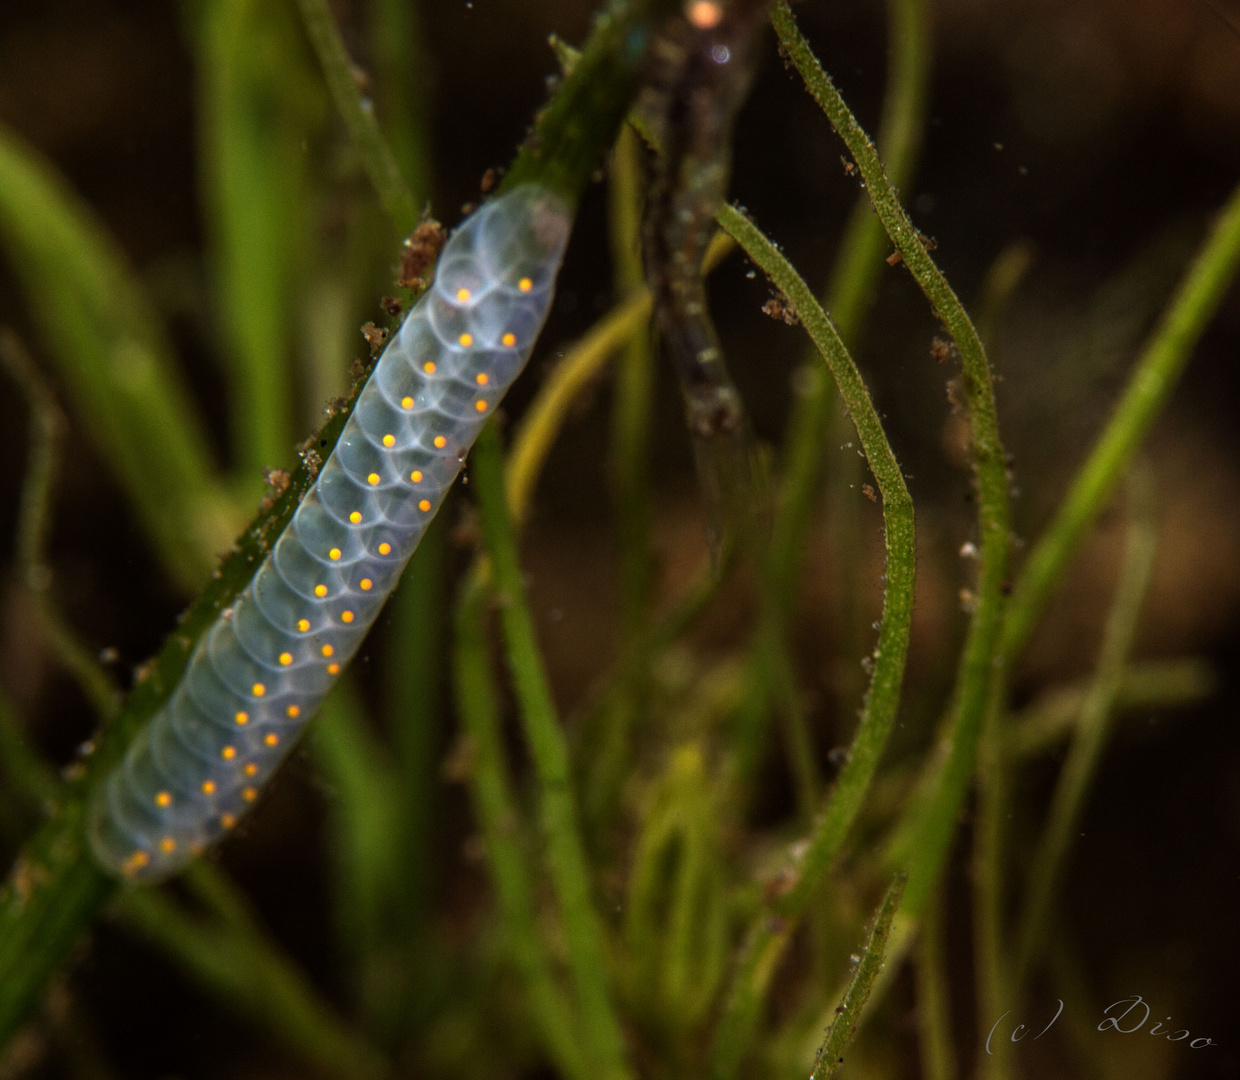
[359,465,448,486]
[311,576,374,601]
[352,480,431,514]
[343,470,431,530]
[424,352,490,415]
[456,279,533,301]
[123,789,260,872]
[453,331,518,352]
[253,640,337,677]
[249,677,341,704]
[152,732,280,808]
[327,539,391,562]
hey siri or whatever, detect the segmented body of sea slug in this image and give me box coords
[88,183,572,882]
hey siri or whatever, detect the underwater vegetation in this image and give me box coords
[0,0,1238,1078]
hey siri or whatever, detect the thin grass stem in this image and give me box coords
[771,3,1012,943]
[297,0,420,235]
[0,128,238,588]
[823,0,931,345]
[386,517,446,936]
[815,0,931,713]
[808,874,906,1080]
[769,625,820,822]
[973,691,1013,1080]
[609,122,657,646]
[198,0,315,484]
[472,422,633,1080]
[368,0,432,205]
[0,330,119,720]
[709,204,914,1078]
[592,122,663,878]
[733,0,930,788]
[718,204,914,919]
[730,0,931,939]
[964,250,1036,1038]
[1014,467,1159,985]
[453,568,589,1080]
[310,681,406,1029]
[1002,180,1240,661]
[915,886,957,1080]
[1010,657,1215,759]
[0,690,58,808]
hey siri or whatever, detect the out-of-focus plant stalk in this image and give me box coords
[200,0,321,484]
[1010,657,1214,759]
[453,570,589,1080]
[0,330,119,719]
[1014,467,1159,984]
[915,887,957,1080]
[1002,180,1240,660]
[298,0,419,235]
[368,0,432,207]
[609,121,656,646]
[0,126,239,588]
[472,423,634,1080]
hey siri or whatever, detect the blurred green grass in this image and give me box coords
[0,1,1238,1079]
